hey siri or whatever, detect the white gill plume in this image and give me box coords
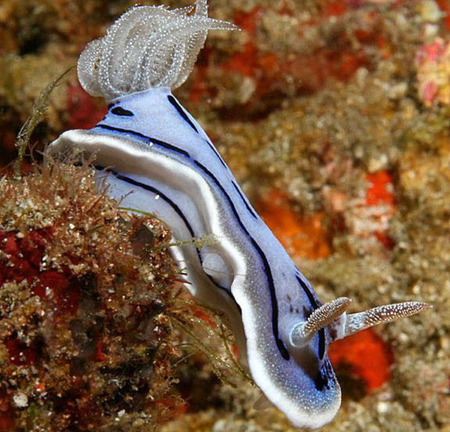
[78,0,238,100]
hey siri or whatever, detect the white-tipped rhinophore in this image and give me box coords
[290,297,352,347]
[78,0,239,100]
[342,301,432,338]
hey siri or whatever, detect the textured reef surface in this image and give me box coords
[0,0,449,431]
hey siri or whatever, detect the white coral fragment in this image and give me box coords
[78,0,238,100]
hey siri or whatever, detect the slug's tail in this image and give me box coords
[78,0,239,100]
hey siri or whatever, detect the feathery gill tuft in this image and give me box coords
[78,0,238,100]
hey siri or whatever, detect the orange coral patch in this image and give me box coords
[223,41,261,78]
[366,171,396,207]
[436,0,450,30]
[233,7,262,36]
[256,189,331,260]
[323,0,348,17]
[329,329,394,391]
[366,170,397,248]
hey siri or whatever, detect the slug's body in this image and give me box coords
[53,87,341,427]
[48,1,430,429]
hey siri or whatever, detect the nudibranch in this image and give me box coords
[48,1,430,429]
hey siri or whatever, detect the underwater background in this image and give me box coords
[0,0,448,431]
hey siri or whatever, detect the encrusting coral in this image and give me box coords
[0,155,247,431]
[0,158,181,430]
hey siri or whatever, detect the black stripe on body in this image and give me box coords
[167,95,199,133]
[97,124,190,157]
[193,160,290,360]
[318,329,326,360]
[296,275,326,360]
[111,106,134,117]
[94,124,290,360]
[203,139,229,170]
[232,181,258,219]
[167,94,229,171]
[314,359,333,391]
[295,274,318,308]
[110,169,196,238]
[100,167,238,305]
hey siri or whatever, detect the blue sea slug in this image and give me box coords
[48,1,430,428]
